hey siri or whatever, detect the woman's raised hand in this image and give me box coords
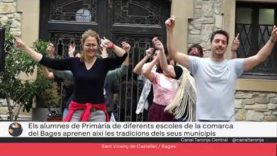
[15,37,26,49]
[121,41,131,52]
[101,37,114,50]
[165,16,176,30]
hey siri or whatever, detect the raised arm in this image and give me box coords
[106,41,131,79]
[101,37,126,57]
[133,48,153,75]
[16,37,72,71]
[230,33,240,59]
[15,37,43,62]
[121,41,131,66]
[142,54,159,82]
[165,16,190,68]
[68,43,76,58]
[152,37,175,77]
[101,47,109,58]
[244,26,277,71]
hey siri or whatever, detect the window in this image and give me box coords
[235,2,277,79]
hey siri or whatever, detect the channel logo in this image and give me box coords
[8,122,23,137]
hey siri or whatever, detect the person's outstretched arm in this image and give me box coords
[165,16,190,68]
[121,41,131,66]
[133,48,153,75]
[16,37,72,70]
[244,26,277,71]
[101,37,126,57]
[15,37,43,62]
[106,41,131,80]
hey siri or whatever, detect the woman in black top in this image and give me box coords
[15,29,127,122]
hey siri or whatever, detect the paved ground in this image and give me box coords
[0,106,32,121]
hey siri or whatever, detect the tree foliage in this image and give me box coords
[0,22,60,121]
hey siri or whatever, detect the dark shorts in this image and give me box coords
[148,103,175,121]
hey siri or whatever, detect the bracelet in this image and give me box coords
[109,43,115,49]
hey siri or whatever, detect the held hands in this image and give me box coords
[231,33,240,52]
[165,16,175,30]
[270,25,277,44]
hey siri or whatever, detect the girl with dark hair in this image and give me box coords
[142,37,183,121]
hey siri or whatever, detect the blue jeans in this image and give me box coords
[62,108,68,120]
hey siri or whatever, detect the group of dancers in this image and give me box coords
[15,16,277,122]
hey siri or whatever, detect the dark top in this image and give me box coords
[39,53,127,104]
[104,65,128,108]
[173,65,183,80]
[156,65,183,79]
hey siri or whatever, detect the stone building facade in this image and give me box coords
[0,0,276,121]
[0,0,21,36]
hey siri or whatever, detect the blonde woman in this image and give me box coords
[15,29,127,122]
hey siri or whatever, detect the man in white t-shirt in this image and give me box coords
[165,16,277,121]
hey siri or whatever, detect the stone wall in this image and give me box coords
[188,0,224,57]
[0,0,21,36]
[235,91,277,121]
[188,0,277,121]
